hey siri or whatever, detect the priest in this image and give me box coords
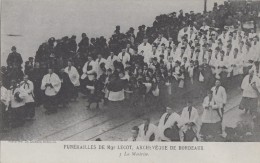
[41,67,61,114]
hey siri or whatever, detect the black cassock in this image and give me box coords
[31,68,46,105]
[88,79,104,103]
[58,72,74,103]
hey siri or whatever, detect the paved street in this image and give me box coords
[2,87,258,142]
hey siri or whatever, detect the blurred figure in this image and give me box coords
[7,46,23,68]
[127,126,141,141]
[138,116,157,141]
[239,69,260,119]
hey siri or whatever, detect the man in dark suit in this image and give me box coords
[7,46,23,68]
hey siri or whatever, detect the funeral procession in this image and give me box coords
[1,0,260,142]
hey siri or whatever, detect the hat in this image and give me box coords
[11,46,16,50]
[195,49,200,53]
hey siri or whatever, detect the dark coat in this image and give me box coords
[7,52,23,67]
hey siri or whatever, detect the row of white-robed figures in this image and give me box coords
[128,80,227,142]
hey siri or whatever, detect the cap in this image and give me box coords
[11,46,16,50]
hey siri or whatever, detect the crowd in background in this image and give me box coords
[1,1,260,141]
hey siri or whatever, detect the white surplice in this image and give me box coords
[64,66,80,86]
[157,112,180,141]
[41,73,61,96]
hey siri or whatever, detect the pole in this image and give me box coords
[204,0,207,14]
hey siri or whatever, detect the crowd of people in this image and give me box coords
[1,1,260,141]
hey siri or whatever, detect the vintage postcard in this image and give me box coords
[1,0,260,162]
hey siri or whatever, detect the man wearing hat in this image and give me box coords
[7,46,23,68]
[41,67,61,114]
[157,107,180,141]
[78,33,89,54]
[24,57,34,79]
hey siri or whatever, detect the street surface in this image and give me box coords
[1,87,258,141]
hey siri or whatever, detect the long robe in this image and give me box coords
[19,80,34,103]
[157,112,180,141]
[41,73,61,96]
[138,123,157,141]
[64,66,80,87]
[107,78,127,101]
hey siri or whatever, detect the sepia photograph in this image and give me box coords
[1,0,260,147]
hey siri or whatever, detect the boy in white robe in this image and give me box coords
[41,68,61,114]
[211,80,227,122]
[95,54,107,79]
[179,100,200,141]
[240,69,260,119]
[65,60,80,101]
[138,37,152,63]
[118,49,131,68]
[201,90,222,138]
[1,80,11,131]
[138,116,157,141]
[10,80,26,127]
[125,43,134,55]
[105,51,119,71]
[157,107,180,141]
[19,75,35,120]
[153,33,168,48]
[82,55,97,82]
